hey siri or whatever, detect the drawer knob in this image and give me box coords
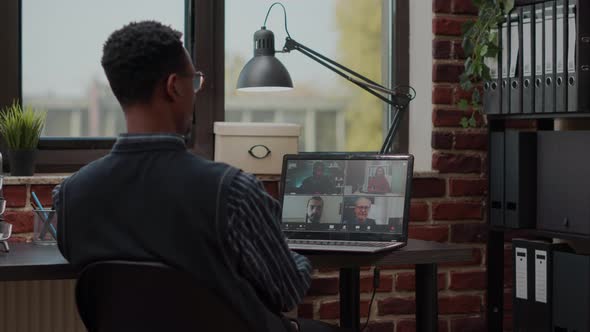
[248,144,271,159]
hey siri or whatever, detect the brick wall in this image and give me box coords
[4,183,56,243]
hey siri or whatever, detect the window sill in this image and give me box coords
[3,174,71,185]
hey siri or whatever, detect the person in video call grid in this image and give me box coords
[345,196,377,226]
[298,161,337,194]
[367,166,391,194]
[305,196,324,224]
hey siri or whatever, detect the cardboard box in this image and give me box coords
[214,122,301,175]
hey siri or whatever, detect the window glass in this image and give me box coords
[225,0,387,152]
[22,0,185,137]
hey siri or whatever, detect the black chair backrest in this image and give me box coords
[75,260,257,332]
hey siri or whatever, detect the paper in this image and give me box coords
[502,23,509,78]
[523,18,532,77]
[510,17,520,78]
[545,7,554,74]
[516,248,528,300]
[568,5,577,73]
[536,10,544,75]
[557,6,564,74]
[535,250,548,303]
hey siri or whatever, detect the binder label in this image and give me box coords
[557,7,565,74]
[536,10,544,76]
[502,23,509,79]
[524,17,532,77]
[545,8,554,74]
[535,250,548,303]
[510,18,519,78]
[568,5,576,73]
[516,248,528,300]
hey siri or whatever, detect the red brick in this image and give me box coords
[505,247,513,267]
[412,177,446,198]
[450,316,486,332]
[440,248,483,267]
[261,181,279,199]
[439,295,482,314]
[433,39,453,59]
[451,0,478,14]
[7,236,28,243]
[433,85,454,104]
[433,63,464,83]
[297,303,314,319]
[504,313,513,329]
[432,153,481,173]
[319,300,370,319]
[5,211,34,233]
[504,267,513,288]
[433,109,484,128]
[450,270,486,290]
[397,320,448,332]
[395,272,446,291]
[453,85,483,104]
[452,39,466,59]
[433,17,472,36]
[431,131,453,150]
[433,0,451,13]
[505,119,537,129]
[364,321,394,332]
[378,297,415,315]
[449,178,487,196]
[30,185,55,207]
[504,289,513,311]
[450,223,488,243]
[360,274,393,293]
[308,277,339,296]
[3,185,27,208]
[432,201,483,220]
[410,201,429,222]
[455,132,488,150]
[408,225,449,242]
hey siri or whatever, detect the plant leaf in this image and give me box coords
[468,117,477,128]
[458,99,470,110]
[460,117,470,128]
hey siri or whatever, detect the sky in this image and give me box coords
[22,0,341,98]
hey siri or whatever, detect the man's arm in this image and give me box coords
[226,172,312,313]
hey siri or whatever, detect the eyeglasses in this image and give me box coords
[193,71,205,94]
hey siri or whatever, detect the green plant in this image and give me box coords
[459,0,514,128]
[0,100,46,150]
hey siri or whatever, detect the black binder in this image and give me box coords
[512,239,570,332]
[567,0,577,112]
[489,132,504,227]
[522,6,535,113]
[575,0,590,112]
[544,1,556,113]
[504,131,536,229]
[483,25,502,114]
[502,17,511,114]
[555,0,567,112]
[553,251,590,331]
[510,9,523,114]
[534,3,545,113]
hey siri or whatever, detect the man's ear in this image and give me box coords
[165,73,183,100]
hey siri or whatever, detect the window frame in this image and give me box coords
[0,0,407,173]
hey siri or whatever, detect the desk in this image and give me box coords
[0,240,472,332]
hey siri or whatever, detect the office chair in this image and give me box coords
[75,260,289,332]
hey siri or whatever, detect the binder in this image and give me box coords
[553,251,590,331]
[512,239,570,332]
[504,131,536,229]
[567,0,577,112]
[483,26,501,114]
[502,17,511,114]
[576,0,590,112]
[489,132,504,227]
[522,6,535,113]
[544,1,556,113]
[510,10,523,114]
[555,0,567,112]
[534,4,545,113]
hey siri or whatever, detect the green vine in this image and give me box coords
[459,0,514,128]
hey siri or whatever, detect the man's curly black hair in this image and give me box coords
[101,21,186,107]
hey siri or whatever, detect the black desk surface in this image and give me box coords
[0,239,473,281]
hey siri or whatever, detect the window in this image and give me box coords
[225,0,408,152]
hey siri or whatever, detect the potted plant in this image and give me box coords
[0,101,46,176]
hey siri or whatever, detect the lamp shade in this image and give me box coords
[236,27,293,92]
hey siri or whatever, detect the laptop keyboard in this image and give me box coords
[287,239,394,248]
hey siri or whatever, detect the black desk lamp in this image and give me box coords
[237,2,416,154]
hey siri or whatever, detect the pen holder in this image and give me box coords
[33,209,57,245]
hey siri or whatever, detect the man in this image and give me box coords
[305,197,324,224]
[346,197,377,226]
[53,21,343,332]
[298,162,336,194]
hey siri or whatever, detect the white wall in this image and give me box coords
[408,0,433,171]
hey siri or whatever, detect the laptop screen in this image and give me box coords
[280,154,413,237]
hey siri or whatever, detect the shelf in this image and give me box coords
[486,111,590,120]
[489,226,590,241]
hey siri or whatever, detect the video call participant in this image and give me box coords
[305,196,324,224]
[345,197,377,226]
[367,166,391,194]
[298,162,337,194]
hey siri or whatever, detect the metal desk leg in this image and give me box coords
[339,267,360,332]
[415,263,438,332]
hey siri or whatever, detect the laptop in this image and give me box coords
[280,153,414,253]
